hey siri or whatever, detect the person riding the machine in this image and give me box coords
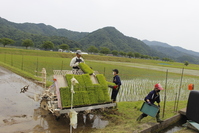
[136,83,164,123]
[70,50,84,70]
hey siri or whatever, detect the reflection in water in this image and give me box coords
[33,108,109,132]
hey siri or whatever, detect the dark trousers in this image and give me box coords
[142,110,160,117]
[111,88,120,102]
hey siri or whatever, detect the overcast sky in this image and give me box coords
[1,0,199,52]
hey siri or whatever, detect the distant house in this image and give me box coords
[58,49,63,52]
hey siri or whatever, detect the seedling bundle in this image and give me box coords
[60,74,112,108]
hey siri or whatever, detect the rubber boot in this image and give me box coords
[136,114,144,122]
[156,114,163,123]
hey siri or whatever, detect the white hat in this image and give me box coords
[76,50,82,55]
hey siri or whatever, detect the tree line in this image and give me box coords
[0,37,176,62]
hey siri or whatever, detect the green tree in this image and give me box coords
[88,46,98,53]
[119,51,126,56]
[184,61,189,66]
[134,52,141,58]
[22,39,34,49]
[59,44,69,51]
[100,47,110,54]
[0,38,15,47]
[127,52,134,58]
[153,56,160,60]
[41,41,54,50]
[112,50,118,56]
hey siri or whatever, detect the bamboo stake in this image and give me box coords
[162,69,168,118]
[175,67,184,112]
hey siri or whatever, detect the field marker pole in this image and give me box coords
[21,54,24,70]
[104,67,106,76]
[162,69,168,118]
[175,67,184,112]
[4,52,6,63]
[61,60,63,70]
[174,92,177,112]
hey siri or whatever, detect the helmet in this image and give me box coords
[155,83,163,90]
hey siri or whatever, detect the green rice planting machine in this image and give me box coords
[37,63,116,120]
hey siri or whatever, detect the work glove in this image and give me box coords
[113,85,118,89]
[147,101,152,106]
[73,62,79,67]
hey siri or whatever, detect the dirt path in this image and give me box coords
[91,60,199,76]
[0,67,107,133]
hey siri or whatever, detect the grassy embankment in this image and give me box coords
[88,101,188,133]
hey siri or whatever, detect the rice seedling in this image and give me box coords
[117,78,199,102]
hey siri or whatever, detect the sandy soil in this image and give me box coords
[0,67,108,133]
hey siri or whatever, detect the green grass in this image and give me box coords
[91,101,187,133]
[1,47,199,70]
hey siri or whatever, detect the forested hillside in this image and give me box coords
[1,17,199,64]
[143,40,199,64]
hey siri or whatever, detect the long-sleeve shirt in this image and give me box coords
[113,75,121,86]
[144,90,160,104]
[70,56,84,67]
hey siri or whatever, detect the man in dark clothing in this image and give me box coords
[111,69,121,103]
[137,83,164,123]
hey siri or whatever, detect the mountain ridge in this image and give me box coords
[1,17,199,64]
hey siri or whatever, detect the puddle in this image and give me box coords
[0,66,109,133]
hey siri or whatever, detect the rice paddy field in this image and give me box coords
[0,47,199,103]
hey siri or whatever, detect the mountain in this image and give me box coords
[173,46,199,57]
[1,17,199,64]
[78,27,166,57]
[0,17,88,41]
[143,40,199,64]
[0,17,167,58]
[0,17,82,48]
[143,40,172,48]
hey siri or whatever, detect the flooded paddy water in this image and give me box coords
[116,78,199,102]
[1,65,199,133]
[0,67,108,133]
